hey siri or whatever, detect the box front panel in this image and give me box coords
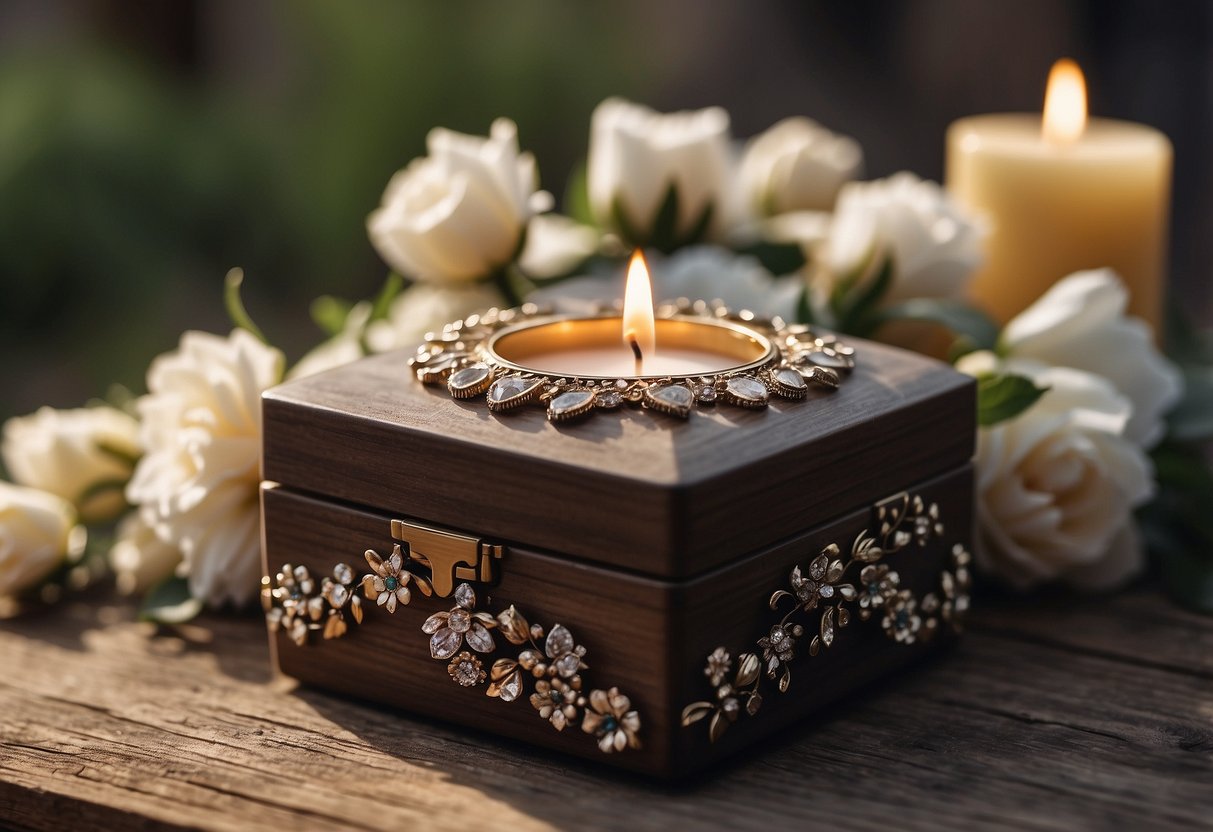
[261,464,972,778]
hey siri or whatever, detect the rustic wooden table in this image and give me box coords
[2,587,1210,832]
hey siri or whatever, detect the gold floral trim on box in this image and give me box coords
[261,546,641,755]
[680,491,971,743]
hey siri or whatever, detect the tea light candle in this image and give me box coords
[490,251,772,379]
[946,59,1172,329]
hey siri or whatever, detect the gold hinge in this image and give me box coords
[390,518,504,598]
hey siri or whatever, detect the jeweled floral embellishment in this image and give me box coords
[582,687,642,752]
[423,582,498,659]
[362,544,429,613]
[262,562,364,645]
[263,565,644,755]
[426,584,641,753]
[682,491,967,743]
[704,646,731,686]
[530,677,581,730]
[681,652,761,742]
[882,591,921,643]
[320,562,363,639]
[448,651,486,687]
[858,563,899,621]
[757,623,800,682]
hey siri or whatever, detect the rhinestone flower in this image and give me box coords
[757,624,796,676]
[582,687,641,753]
[529,677,580,730]
[267,564,324,646]
[447,651,486,688]
[361,545,415,613]
[882,590,922,644]
[859,563,900,620]
[704,647,731,687]
[422,582,498,660]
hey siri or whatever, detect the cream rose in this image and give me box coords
[0,482,85,598]
[2,405,140,523]
[287,302,373,381]
[739,117,862,216]
[126,330,284,607]
[822,172,984,305]
[999,269,1182,448]
[517,213,601,280]
[958,352,1154,591]
[588,98,734,243]
[368,118,542,285]
[109,512,183,595]
[365,282,506,355]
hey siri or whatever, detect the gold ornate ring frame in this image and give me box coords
[407,300,856,422]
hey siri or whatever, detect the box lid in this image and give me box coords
[262,336,974,580]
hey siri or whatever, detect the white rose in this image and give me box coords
[739,117,862,216]
[823,172,984,305]
[958,351,1154,591]
[588,98,734,244]
[287,302,373,381]
[2,406,140,524]
[368,118,543,285]
[366,282,505,354]
[1000,269,1182,448]
[109,512,182,595]
[528,246,802,322]
[517,214,601,280]
[0,482,85,598]
[126,330,284,607]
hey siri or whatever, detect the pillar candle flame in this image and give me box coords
[623,249,656,365]
[1042,58,1087,146]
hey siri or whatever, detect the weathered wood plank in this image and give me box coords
[1,589,1210,832]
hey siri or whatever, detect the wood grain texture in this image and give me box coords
[261,466,972,777]
[2,587,1210,832]
[262,339,975,577]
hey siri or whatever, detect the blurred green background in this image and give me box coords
[1,0,1209,422]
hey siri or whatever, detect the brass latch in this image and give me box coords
[390,518,504,598]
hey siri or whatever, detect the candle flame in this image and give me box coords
[1042,58,1087,145]
[622,249,656,361]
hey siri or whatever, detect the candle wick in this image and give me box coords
[628,335,644,362]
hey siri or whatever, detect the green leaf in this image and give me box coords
[1164,300,1213,365]
[102,384,138,415]
[831,254,894,337]
[610,194,643,249]
[679,202,714,250]
[224,268,269,344]
[878,299,1001,356]
[564,161,594,227]
[649,183,681,254]
[976,372,1049,427]
[94,440,140,469]
[735,241,807,276]
[490,265,526,308]
[139,575,203,624]
[368,272,405,323]
[795,285,815,325]
[1158,548,1213,613]
[1167,365,1213,442]
[1139,442,1213,613]
[309,295,355,337]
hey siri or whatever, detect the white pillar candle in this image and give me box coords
[946,59,1172,330]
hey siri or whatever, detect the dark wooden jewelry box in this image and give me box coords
[259,330,975,779]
